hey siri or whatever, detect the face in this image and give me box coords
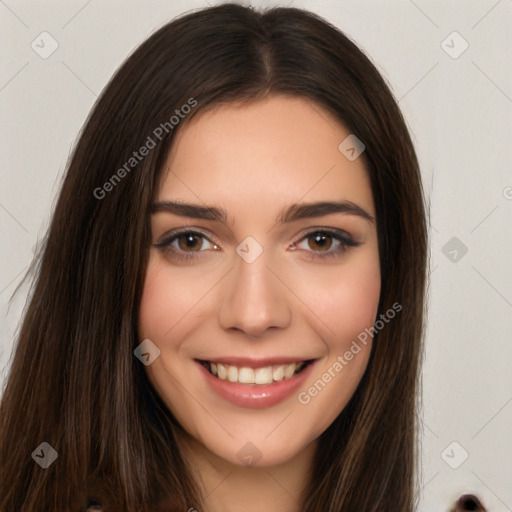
[138,95,381,468]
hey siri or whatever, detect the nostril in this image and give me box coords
[455,493,486,512]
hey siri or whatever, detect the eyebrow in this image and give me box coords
[279,201,374,223]
[151,200,374,223]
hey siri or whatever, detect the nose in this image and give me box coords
[218,251,292,337]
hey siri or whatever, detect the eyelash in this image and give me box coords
[154,228,361,261]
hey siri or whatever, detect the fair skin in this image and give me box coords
[138,95,381,512]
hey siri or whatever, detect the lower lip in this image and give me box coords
[197,361,316,409]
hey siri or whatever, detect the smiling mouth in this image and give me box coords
[197,360,314,385]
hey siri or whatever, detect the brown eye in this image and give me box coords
[307,233,333,252]
[177,233,205,251]
[154,230,216,256]
[293,229,360,259]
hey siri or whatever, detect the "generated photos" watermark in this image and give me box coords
[298,302,402,405]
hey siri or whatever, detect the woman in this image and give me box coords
[0,3,427,511]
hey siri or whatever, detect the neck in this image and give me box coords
[179,432,317,512]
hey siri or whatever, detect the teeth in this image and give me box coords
[283,363,296,378]
[207,361,307,385]
[254,367,272,384]
[227,365,238,382]
[238,367,255,384]
[217,363,227,380]
[272,365,284,382]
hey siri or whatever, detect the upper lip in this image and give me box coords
[195,357,316,368]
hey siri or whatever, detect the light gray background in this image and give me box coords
[1,1,511,510]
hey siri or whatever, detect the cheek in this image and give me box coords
[139,268,173,342]
[332,266,381,341]
[138,258,209,342]
[292,253,381,346]
[137,260,209,429]
[294,289,380,442]
[293,253,380,435]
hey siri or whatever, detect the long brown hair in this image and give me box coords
[0,4,427,511]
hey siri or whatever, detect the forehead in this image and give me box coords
[157,95,374,219]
